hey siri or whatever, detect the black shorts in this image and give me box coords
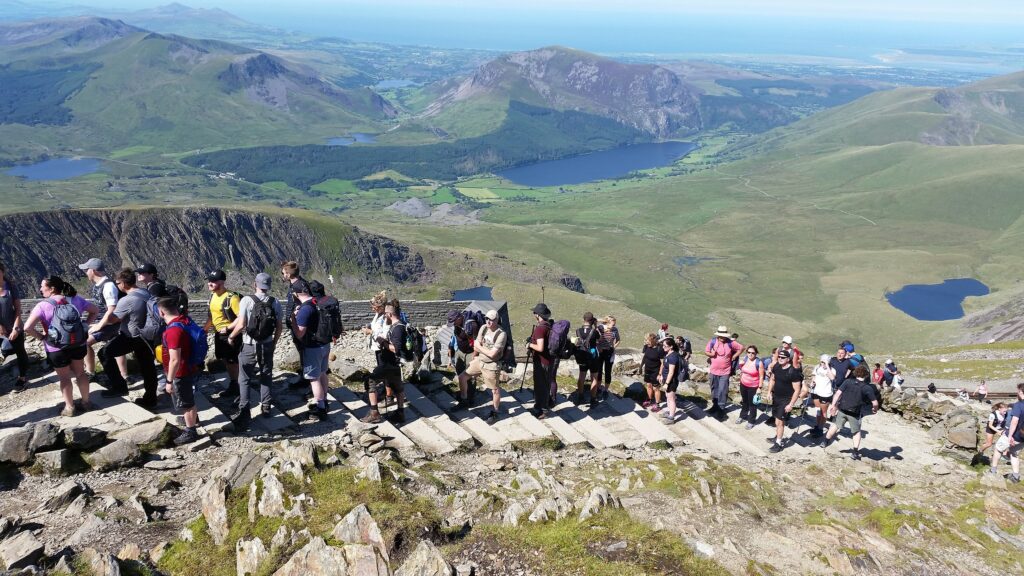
[47,345,88,369]
[172,374,196,411]
[771,401,792,421]
[811,393,833,404]
[643,368,659,385]
[665,378,679,394]
[214,332,240,364]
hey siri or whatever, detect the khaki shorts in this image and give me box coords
[464,357,499,390]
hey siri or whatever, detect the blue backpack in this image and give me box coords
[166,318,208,371]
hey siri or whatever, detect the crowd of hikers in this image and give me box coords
[0,259,1021,482]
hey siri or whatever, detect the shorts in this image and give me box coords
[370,364,403,393]
[46,345,88,369]
[172,374,196,411]
[811,393,833,404]
[995,435,1010,453]
[464,357,499,390]
[1007,438,1024,458]
[771,401,792,421]
[214,332,241,364]
[302,345,330,380]
[834,409,863,435]
[665,379,679,394]
[643,368,659,386]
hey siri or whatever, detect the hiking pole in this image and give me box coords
[518,348,533,393]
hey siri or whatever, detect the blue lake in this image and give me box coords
[5,157,101,181]
[326,133,377,146]
[886,278,990,321]
[453,286,494,301]
[497,141,696,187]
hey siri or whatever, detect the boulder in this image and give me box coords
[578,487,621,521]
[273,537,349,576]
[528,496,573,523]
[985,493,1024,531]
[111,421,173,450]
[357,456,382,483]
[273,440,319,469]
[28,422,62,453]
[41,479,92,512]
[34,448,69,474]
[201,477,231,545]
[514,471,542,493]
[342,543,390,576]
[117,543,142,561]
[0,427,33,465]
[236,537,268,576]
[62,425,107,451]
[80,547,121,576]
[395,540,453,576]
[85,439,142,471]
[271,526,292,550]
[0,515,22,540]
[332,504,389,561]
[502,501,528,527]
[68,514,106,546]
[258,474,287,517]
[874,470,896,489]
[947,425,978,449]
[0,530,44,570]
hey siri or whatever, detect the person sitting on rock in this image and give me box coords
[974,380,989,403]
[455,309,506,424]
[820,364,879,460]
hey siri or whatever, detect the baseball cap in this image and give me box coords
[782,335,793,344]
[532,303,551,318]
[778,350,791,359]
[292,279,310,294]
[135,263,157,275]
[255,273,272,290]
[820,354,830,363]
[886,358,893,364]
[206,269,226,282]
[485,309,499,321]
[78,257,104,272]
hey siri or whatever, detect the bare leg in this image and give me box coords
[852,431,862,451]
[492,388,501,412]
[57,367,74,410]
[85,344,96,374]
[313,373,328,403]
[457,372,469,400]
[666,390,677,418]
[70,360,90,407]
[184,406,198,428]
[116,354,128,379]
[645,383,653,403]
[775,417,785,443]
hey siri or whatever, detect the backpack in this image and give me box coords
[597,326,615,353]
[548,319,572,359]
[312,295,343,345]
[461,310,485,347]
[45,298,87,350]
[407,325,425,357]
[167,318,208,371]
[245,296,277,341]
[838,379,868,413]
[166,284,188,314]
[393,322,414,362]
[577,325,599,359]
[849,352,866,368]
[140,295,165,345]
[221,291,241,323]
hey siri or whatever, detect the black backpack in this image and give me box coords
[221,291,241,323]
[140,295,165,345]
[311,296,343,345]
[245,296,278,341]
[838,379,868,413]
[405,324,424,358]
[393,323,414,362]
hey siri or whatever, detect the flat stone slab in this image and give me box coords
[514,390,618,449]
[430,389,511,450]
[403,384,475,449]
[602,394,684,446]
[676,399,765,456]
[510,390,588,447]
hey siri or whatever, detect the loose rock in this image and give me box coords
[236,537,268,576]
[80,547,121,576]
[0,530,44,570]
[201,477,230,545]
[85,439,143,472]
[331,504,389,561]
[396,539,453,576]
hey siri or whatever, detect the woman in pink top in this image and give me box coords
[23,276,95,416]
[737,345,764,428]
[703,325,742,418]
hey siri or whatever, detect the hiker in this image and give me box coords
[883,359,898,387]
[96,269,158,406]
[767,349,803,453]
[704,325,742,420]
[990,383,1024,484]
[597,316,619,397]
[361,304,407,424]
[974,380,989,403]
[675,335,692,383]
[778,336,803,369]
[0,263,29,392]
[981,403,1008,456]
[456,309,506,423]
[808,354,835,437]
[828,347,852,400]
[79,257,126,382]
[134,262,164,293]
[281,261,310,391]
[361,291,389,404]
[659,337,682,421]
[737,344,764,429]
[227,273,283,428]
[657,323,669,342]
[640,333,664,410]
[204,269,241,398]
[446,309,473,375]
[156,297,202,445]
[820,364,879,460]
[23,276,92,416]
[572,312,602,406]
[527,303,554,418]
[290,281,330,421]
[871,363,884,387]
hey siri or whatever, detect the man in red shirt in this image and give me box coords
[704,325,743,420]
[526,303,553,419]
[158,298,201,445]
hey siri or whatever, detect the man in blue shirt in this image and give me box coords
[990,382,1024,484]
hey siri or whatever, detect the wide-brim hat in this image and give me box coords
[714,325,730,338]
[532,303,551,319]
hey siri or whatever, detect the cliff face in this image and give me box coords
[0,208,427,296]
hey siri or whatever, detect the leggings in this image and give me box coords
[739,386,758,423]
[5,331,30,380]
[533,360,552,412]
[600,351,614,386]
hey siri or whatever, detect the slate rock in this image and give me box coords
[946,425,978,449]
[85,439,142,472]
[112,420,173,450]
[201,477,231,545]
[80,547,121,576]
[258,474,287,518]
[68,514,106,546]
[395,539,453,576]
[331,504,389,561]
[34,449,69,474]
[0,531,44,570]
[236,537,268,576]
[0,427,33,465]
[28,422,62,453]
[272,537,348,576]
[578,486,621,521]
[62,425,107,451]
[41,479,91,512]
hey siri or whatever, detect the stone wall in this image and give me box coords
[879,386,986,460]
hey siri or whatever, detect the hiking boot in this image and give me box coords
[387,409,406,424]
[735,416,745,424]
[231,410,251,431]
[13,378,26,393]
[486,410,499,425]
[260,405,272,419]
[60,406,77,418]
[173,428,199,446]
[713,411,728,422]
[745,422,755,430]
[850,450,862,461]
[74,399,93,413]
[360,410,383,424]
[769,442,784,454]
[134,396,158,410]
[1010,474,1021,484]
[310,406,329,422]
[101,387,128,398]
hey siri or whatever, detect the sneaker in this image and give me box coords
[745,422,755,430]
[642,401,652,409]
[13,378,26,393]
[650,405,661,413]
[851,450,862,461]
[769,442,784,454]
[311,406,329,422]
[1010,475,1021,484]
[60,406,77,418]
[134,396,158,410]
[735,416,744,424]
[486,410,499,424]
[231,410,251,431]
[360,410,383,424]
[536,410,548,420]
[173,429,199,446]
[101,387,128,398]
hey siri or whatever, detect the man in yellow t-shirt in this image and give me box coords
[204,269,241,397]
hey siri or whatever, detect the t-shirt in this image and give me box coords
[0,280,20,331]
[872,368,884,384]
[837,377,876,414]
[661,351,681,384]
[812,365,833,396]
[1005,402,1024,441]
[238,293,283,345]
[475,325,507,370]
[642,345,665,375]
[208,290,240,332]
[598,325,619,354]
[739,358,761,388]
[284,276,306,327]
[706,339,742,376]
[532,321,552,366]
[380,321,406,367]
[294,301,321,348]
[162,315,196,379]
[883,363,897,383]
[32,295,90,353]
[369,313,388,352]
[92,278,118,310]
[113,288,150,338]
[771,364,803,404]
[829,357,852,389]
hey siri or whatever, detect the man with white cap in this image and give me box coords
[227,272,283,430]
[454,309,506,423]
[79,257,128,390]
[703,325,742,419]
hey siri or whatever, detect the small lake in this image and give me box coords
[375,79,418,89]
[5,157,102,181]
[453,286,493,301]
[886,278,990,321]
[326,133,377,146]
[497,141,696,187]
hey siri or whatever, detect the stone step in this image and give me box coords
[509,390,589,447]
[327,385,447,457]
[720,404,822,456]
[579,400,648,449]
[493,388,554,441]
[402,384,475,450]
[677,399,766,456]
[240,384,299,436]
[602,394,685,447]
[427,389,511,451]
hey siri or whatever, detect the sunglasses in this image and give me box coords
[747,350,756,354]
